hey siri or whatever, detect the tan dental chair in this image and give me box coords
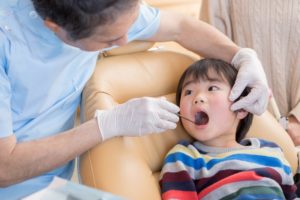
[80,42,298,200]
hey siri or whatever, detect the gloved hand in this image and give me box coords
[95,97,180,141]
[230,48,270,115]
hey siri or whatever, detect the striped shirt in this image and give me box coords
[160,138,296,200]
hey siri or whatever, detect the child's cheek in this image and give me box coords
[179,100,189,115]
[211,96,231,110]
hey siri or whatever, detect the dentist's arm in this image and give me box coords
[0,119,100,187]
[0,97,179,187]
[149,11,238,62]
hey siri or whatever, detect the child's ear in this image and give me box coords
[236,109,248,119]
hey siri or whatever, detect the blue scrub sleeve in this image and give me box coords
[127,4,161,42]
[0,30,13,138]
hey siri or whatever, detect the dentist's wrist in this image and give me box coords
[279,116,289,131]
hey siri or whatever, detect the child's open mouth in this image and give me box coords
[195,111,209,125]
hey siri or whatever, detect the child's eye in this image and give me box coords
[208,86,219,91]
[184,89,192,96]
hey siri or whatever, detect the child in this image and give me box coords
[159,59,296,200]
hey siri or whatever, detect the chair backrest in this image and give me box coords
[80,44,298,200]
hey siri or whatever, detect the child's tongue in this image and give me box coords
[195,112,209,125]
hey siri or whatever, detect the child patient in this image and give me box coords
[159,59,296,200]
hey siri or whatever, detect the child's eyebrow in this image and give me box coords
[182,80,195,89]
[182,77,224,89]
[207,77,224,83]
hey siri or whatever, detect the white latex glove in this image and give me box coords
[95,97,180,141]
[230,48,269,115]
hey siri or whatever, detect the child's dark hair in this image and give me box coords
[32,0,138,40]
[176,58,253,142]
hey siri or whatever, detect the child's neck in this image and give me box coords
[194,141,247,155]
[201,140,243,148]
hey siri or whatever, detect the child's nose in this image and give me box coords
[194,97,205,104]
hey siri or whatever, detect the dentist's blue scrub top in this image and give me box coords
[0,1,160,199]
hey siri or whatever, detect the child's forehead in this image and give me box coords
[184,68,227,84]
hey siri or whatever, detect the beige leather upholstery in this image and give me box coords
[80,43,298,200]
